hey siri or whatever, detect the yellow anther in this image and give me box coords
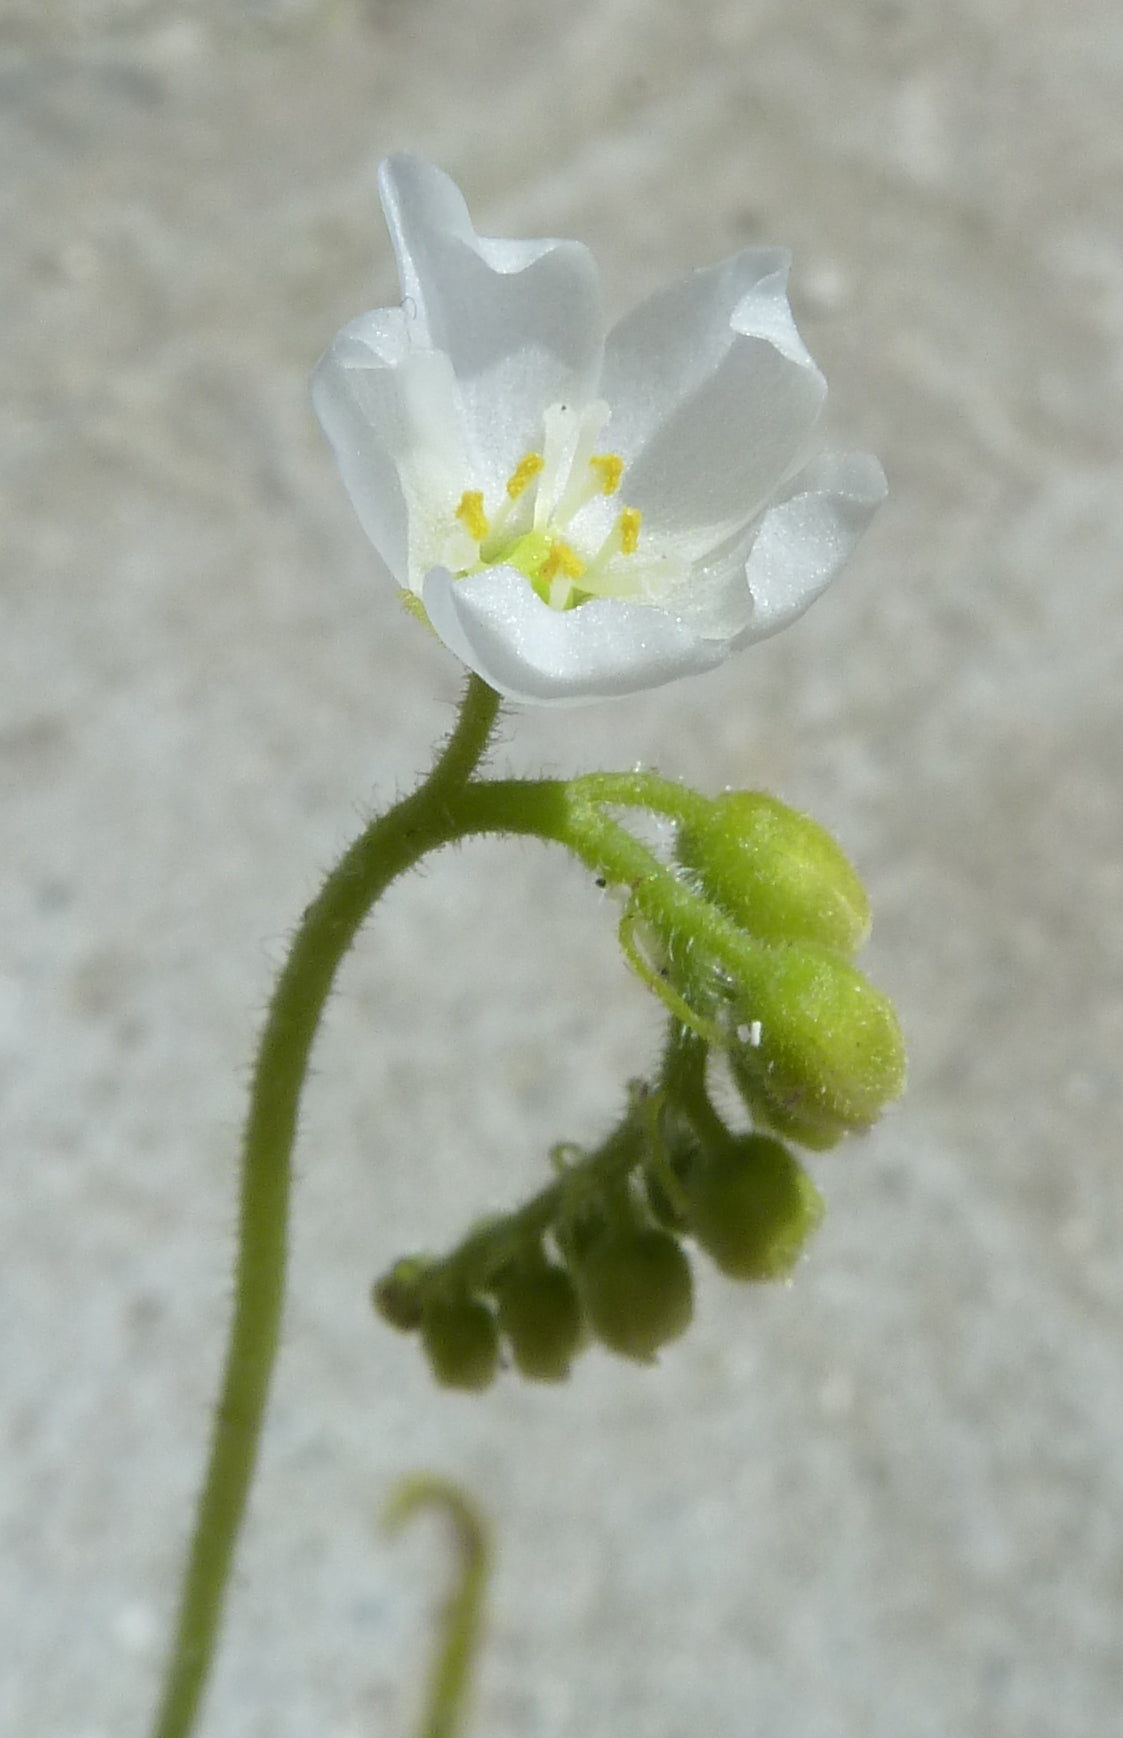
[456,491,490,543]
[506,453,545,500]
[589,453,625,495]
[539,539,586,585]
[618,507,641,555]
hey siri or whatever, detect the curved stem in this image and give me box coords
[450,780,774,999]
[660,1021,729,1153]
[383,1477,491,1738]
[566,768,713,829]
[150,677,501,1738]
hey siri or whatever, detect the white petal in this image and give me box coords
[421,566,728,706]
[602,248,790,454]
[379,156,604,484]
[311,309,467,586]
[731,451,888,644]
[602,250,826,557]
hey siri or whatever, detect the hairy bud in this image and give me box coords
[571,1228,694,1363]
[372,1255,430,1331]
[494,1263,584,1382]
[731,941,905,1147]
[677,792,870,955]
[420,1296,499,1391]
[683,1134,823,1280]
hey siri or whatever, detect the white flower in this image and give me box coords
[313,155,887,706]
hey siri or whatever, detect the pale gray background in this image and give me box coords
[3,1,1122,1735]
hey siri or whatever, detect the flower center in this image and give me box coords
[444,401,643,611]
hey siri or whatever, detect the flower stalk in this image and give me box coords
[149,676,501,1738]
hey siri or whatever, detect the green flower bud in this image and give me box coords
[494,1263,584,1383]
[420,1296,499,1391]
[572,1228,694,1363]
[372,1254,431,1331]
[731,941,905,1147]
[683,1134,823,1280]
[677,792,870,955]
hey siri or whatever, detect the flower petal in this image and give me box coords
[602,250,826,558]
[311,308,468,586]
[731,451,888,645]
[379,156,604,485]
[602,248,790,452]
[421,566,728,705]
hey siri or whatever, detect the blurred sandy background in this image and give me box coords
[3,1,1122,1734]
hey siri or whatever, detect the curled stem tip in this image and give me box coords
[384,1477,492,1738]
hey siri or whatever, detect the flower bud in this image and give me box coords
[420,1296,499,1391]
[683,1134,823,1280]
[571,1228,693,1363]
[676,792,870,955]
[731,941,905,1147]
[372,1254,430,1331]
[494,1263,584,1382]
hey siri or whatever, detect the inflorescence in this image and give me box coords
[373,785,905,1389]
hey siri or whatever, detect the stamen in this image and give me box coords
[589,453,625,496]
[535,540,586,613]
[506,453,544,500]
[539,539,586,585]
[618,506,641,555]
[574,507,645,599]
[455,490,490,544]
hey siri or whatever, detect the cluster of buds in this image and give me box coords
[373,788,903,1390]
[373,1082,825,1390]
[659,790,905,1150]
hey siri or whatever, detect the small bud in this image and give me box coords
[677,792,870,955]
[572,1228,694,1363]
[372,1255,431,1331]
[731,941,906,1147]
[494,1263,584,1382]
[683,1135,823,1280]
[420,1296,499,1391]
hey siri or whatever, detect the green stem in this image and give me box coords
[428,1109,646,1298]
[383,1477,491,1738]
[150,676,502,1738]
[451,779,775,996]
[660,1021,728,1153]
[566,768,713,829]
[151,711,747,1738]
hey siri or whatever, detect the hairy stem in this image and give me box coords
[384,1477,491,1738]
[150,676,501,1738]
[150,710,750,1738]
